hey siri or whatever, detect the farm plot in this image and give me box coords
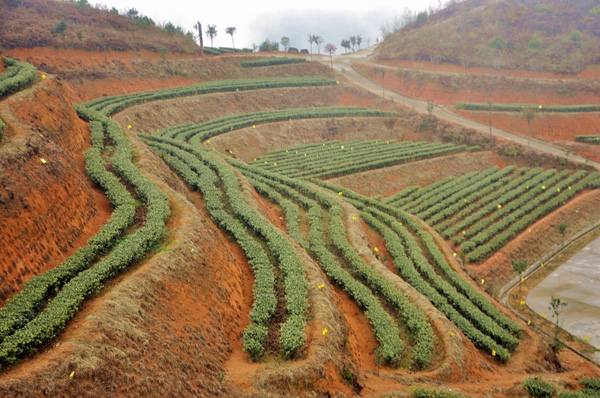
[386,166,600,262]
[252,139,465,179]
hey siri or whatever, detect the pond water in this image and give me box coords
[526,236,600,364]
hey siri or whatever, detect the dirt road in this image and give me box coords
[313,50,600,171]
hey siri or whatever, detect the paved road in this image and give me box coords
[312,50,600,171]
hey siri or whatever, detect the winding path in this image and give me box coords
[312,49,600,171]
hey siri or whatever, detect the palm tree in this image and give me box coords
[226,27,236,48]
[205,24,217,47]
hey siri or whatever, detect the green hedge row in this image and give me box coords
[466,172,599,262]
[0,106,169,365]
[0,58,37,98]
[382,186,419,205]
[312,179,522,360]
[233,163,410,367]
[143,140,276,359]
[160,106,397,143]
[574,135,600,144]
[0,117,6,140]
[412,167,517,220]
[435,167,540,236]
[256,140,463,180]
[460,170,585,251]
[456,102,600,113]
[142,135,308,359]
[241,58,306,67]
[85,76,336,116]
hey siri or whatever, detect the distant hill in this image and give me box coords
[376,0,600,74]
[0,0,199,54]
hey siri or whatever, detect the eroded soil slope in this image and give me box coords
[0,76,110,305]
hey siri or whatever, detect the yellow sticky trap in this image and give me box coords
[304,154,307,156]
[323,143,325,146]
[541,313,546,318]
[236,88,239,91]
[207,140,210,143]
[585,337,590,341]
[318,284,324,289]
[527,320,531,325]
[449,331,454,336]
[40,158,47,164]
[481,279,485,284]
[453,252,457,257]
[254,158,257,161]
[191,248,195,253]
[539,105,542,109]
[568,186,571,190]
[352,216,357,220]
[286,150,288,153]
[40,134,44,138]
[341,145,344,149]
[295,151,298,154]
[41,74,47,79]
[374,247,379,253]
[386,141,389,144]
[274,163,277,166]
[464,199,467,202]
[540,263,544,268]
[264,161,268,164]
[542,185,546,189]
[229,150,233,154]
[497,204,502,209]
[529,229,531,232]
[252,125,256,128]
[127,125,132,129]
[338,191,343,195]
[521,277,525,282]
[322,328,328,335]
[557,188,560,192]
[462,231,466,235]
[492,350,496,356]
[336,81,339,84]
[69,371,75,379]
[351,148,353,151]
[520,301,525,306]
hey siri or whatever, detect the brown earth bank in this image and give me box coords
[5,48,335,103]
[0,76,110,306]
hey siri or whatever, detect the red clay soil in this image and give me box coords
[459,111,600,162]
[378,58,600,80]
[0,76,111,306]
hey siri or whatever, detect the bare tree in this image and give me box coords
[522,108,536,147]
[205,24,217,47]
[356,35,362,50]
[324,43,336,69]
[225,26,236,48]
[281,36,290,51]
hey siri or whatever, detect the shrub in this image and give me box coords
[523,377,557,398]
[489,36,508,50]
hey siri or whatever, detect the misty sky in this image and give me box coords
[99,0,438,50]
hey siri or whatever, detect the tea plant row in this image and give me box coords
[0,105,169,366]
[85,76,336,115]
[0,58,37,98]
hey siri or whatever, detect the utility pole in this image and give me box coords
[195,21,204,56]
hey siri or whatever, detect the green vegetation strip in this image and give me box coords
[235,163,435,369]
[141,135,308,359]
[0,58,37,98]
[575,135,600,144]
[456,102,600,113]
[159,107,397,144]
[84,76,336,116]
[254,139,464,179]
[240,58,306,67]
[313,179,523,361]
[0,106,169,366]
